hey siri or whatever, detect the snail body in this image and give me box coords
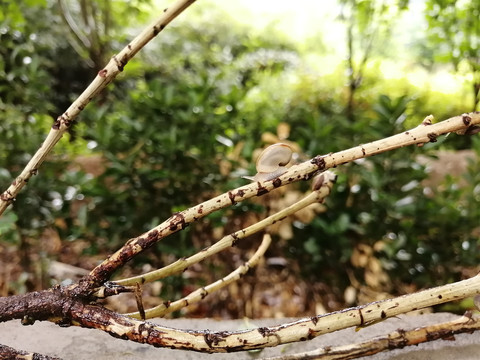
[243,143,293,182]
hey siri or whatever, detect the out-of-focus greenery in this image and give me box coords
[0,0,478,307]
[424,0,480,111]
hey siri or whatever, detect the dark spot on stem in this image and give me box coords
[52,119,61,130]
[204,331,229,348]
[427,132,438,143]
[228,191,236,205]
[137,237,149,248]
[147,230,159,242]
[256,183,268,196]
[381,310,387,318]
[204,332,214,348]
[311,156,326,170]
[112,55,125,72]
[272,178,281,187]
[169,212,186,231]
[231,232,239,247]
[462,114,472,126]
[118,248,131,263]
[258,327,273,337]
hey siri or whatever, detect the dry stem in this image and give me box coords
[121,172,337,318]
[264,313,480,360]
[0,0,197,215]
[128,233,273,319]
[48,275,480,352]
[83,112,480,288]
[114,173,336,287]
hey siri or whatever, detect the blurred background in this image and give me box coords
[0,0,479,318]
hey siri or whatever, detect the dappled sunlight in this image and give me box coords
[406,67,464,94]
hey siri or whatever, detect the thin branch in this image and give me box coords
[80,113,480,289]
[128,233,273,319]
[112,172,336,288]
[0,0,197,216]
[263,313,480,360]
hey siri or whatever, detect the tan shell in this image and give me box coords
[255,143,293,173]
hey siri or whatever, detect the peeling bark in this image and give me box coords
[1,276,479,354]
[0,344,62,360]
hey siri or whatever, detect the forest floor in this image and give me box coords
[1,312,479,359]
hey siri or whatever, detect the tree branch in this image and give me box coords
[0,0,197,216]
[112,172,336,288]
[128,233,273,319]
[2,275,479,353]
[263,313,480,360]
[81,112,480,289]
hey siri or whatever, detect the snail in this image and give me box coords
[243,143,293,182]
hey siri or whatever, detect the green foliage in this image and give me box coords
[424,0,480,110]
[1,0,478,306]
[0,0,152,253]
[291,93,480,289]
[0,209,20,244]
[425,0,480,68]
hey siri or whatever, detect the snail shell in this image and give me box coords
[243,143,293,182]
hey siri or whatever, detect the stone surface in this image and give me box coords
[1,313,479,359]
